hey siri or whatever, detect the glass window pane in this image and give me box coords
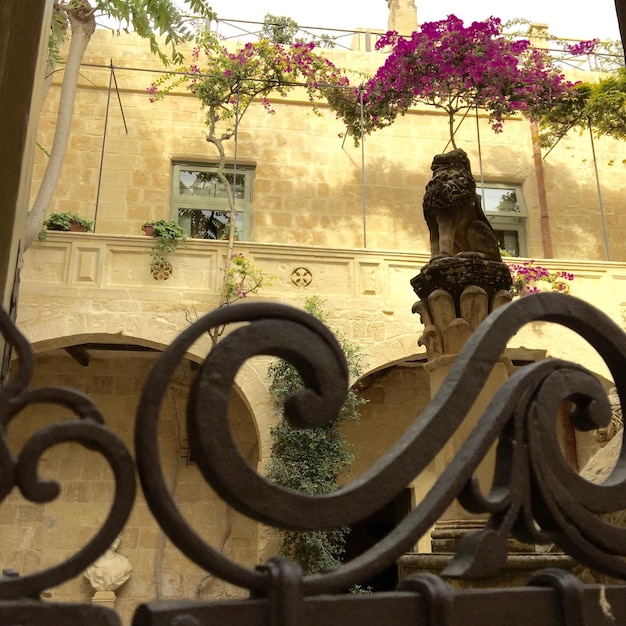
[230,173,246,200]
[178,209,243,240]
[479,188,520,213]
[179,170,219,197]
[493,229,520,257]
[178,169,246,200]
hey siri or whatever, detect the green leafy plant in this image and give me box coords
[143,219,187,264]
[265,296,366,574]
[261,13,300,45]
[539,68,626,148]
[191,253,274,350]
[39,211,93,240]
[223,253,273,304]
[261,13,336,48]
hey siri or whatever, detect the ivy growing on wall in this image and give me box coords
[265,296,366,574]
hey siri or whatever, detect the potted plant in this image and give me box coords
[142,219,187,265]
[39,212,93,240]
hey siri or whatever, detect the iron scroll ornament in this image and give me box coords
[135,293,626,596]
[0,306,136,601]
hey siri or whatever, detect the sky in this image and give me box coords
[203,0,622,43]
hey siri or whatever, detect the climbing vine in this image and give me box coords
[265,296,366,574]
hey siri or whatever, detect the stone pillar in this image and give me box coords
[386,0,417,36]
[411,256,513,525]
[399,256,576,584]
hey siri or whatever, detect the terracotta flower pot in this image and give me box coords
[69,221,89,232]
[142,224,155,236]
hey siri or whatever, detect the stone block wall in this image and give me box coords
[2,353,258,625]
[29,30,626,262]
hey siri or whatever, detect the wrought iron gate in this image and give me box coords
[2,292,626,625]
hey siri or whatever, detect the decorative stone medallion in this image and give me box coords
[151,260,173,281]
[291,266,312,287]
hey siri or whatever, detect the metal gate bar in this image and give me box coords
[133,583,625,626]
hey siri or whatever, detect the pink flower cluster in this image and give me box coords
[507,260,574,296]
[146,82,157,103]
[149,35,349,124]
[565,39,599,56]
[338,15,577,142]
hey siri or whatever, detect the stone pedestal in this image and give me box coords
[399,519,576,587]
[91,590,117,606]
[399,550,575,589]
[412,256,512,522]
[406,257,578,585]
[411,255,513,308]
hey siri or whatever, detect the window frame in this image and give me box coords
[477,182,527,257]
[170,162,254,241]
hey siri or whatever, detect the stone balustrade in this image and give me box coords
[17,232,626,382]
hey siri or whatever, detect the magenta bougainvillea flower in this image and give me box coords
[507,260,574,297]
[335,15,578,147]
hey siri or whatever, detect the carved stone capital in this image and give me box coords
[411,257,513,360]
[411,256,512,303]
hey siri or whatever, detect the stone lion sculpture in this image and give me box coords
[422,149,502,262]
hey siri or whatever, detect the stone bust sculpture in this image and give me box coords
[422,148,502,262]
[84,536,132,592]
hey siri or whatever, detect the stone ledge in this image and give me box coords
[398,552,576,589]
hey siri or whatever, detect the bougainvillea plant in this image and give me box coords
[149,30,349,297]
[507,260,574,297]
[223,253,273,303]
[333,15,578,148]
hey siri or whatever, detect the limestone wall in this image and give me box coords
[2,353,258,625]
[30,30,626,261]
[19,234,626,382]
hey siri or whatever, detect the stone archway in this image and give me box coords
[2,331,263,623]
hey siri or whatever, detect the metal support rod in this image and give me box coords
[225,88,241,269]
[616,0,626,62]
[111,65,128,135]
[588,120,610,261]
[359,86,367,248]
[93,60,114,231]
[531,121,553,258]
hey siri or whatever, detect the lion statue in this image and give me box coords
[422,149,502,262]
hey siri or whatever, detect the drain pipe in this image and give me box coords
[530,121,553,258]
[526,24,553,259]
